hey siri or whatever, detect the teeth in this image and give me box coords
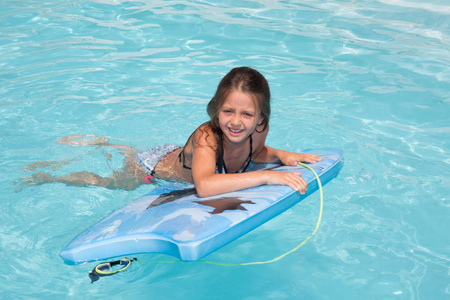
[230,128,242,133]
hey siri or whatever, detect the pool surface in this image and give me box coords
[1,0,449,299]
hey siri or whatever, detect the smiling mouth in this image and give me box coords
[228,127,244,135]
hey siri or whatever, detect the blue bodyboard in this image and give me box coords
[60,148,343,265]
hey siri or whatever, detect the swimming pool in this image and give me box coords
[1,0,449,299]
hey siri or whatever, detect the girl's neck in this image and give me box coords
[222,133,251,152]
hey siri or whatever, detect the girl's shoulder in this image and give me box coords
[192,122,219,149]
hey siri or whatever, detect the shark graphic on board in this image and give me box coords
[147,187,255,214]
[194,198,255,214]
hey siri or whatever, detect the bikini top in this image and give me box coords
[179,135,253,174]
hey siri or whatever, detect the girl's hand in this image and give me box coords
[280,152,322,167]
[265,171,308,194]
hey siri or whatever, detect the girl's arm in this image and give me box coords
[252,146,322,165]
[251,123,322,166]
[192,145,272,197]
[192,145,308,197]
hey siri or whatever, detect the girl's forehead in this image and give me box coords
[222,91,259,110]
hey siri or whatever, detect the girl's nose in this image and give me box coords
[231,114,241,126]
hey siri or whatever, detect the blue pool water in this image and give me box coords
[1,0,449,299]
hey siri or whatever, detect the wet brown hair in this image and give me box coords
[207,66,271,133]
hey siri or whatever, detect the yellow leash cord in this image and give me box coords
[137,162,323,267]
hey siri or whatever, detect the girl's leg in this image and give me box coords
[59,135,138,161]
[19,167,146,191]
[23,158,80,172]
[18,135,148,190]
[22,171,113,188]
[60,134,148,189]
[21,135,107,173]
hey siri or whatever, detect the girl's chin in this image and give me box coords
[224,131,248,143]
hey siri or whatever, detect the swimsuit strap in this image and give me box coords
[219,135,252,174]
[179,148,192,170]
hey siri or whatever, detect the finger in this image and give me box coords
[287,160,298,166]
[302,154,322,163]
[303,156,318,163]
[296,177,307,194]
[304,158,317,163]
[287,174,307,194]
[312,155,322,162]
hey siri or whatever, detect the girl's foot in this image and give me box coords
[14,172,53,192]
[58,135,109,146]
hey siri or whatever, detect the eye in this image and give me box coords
[243,112,254,118]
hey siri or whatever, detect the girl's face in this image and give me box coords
[218,90,261,145]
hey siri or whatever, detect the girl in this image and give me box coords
[20,67,321,196]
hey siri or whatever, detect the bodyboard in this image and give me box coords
[60,148,343,265]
